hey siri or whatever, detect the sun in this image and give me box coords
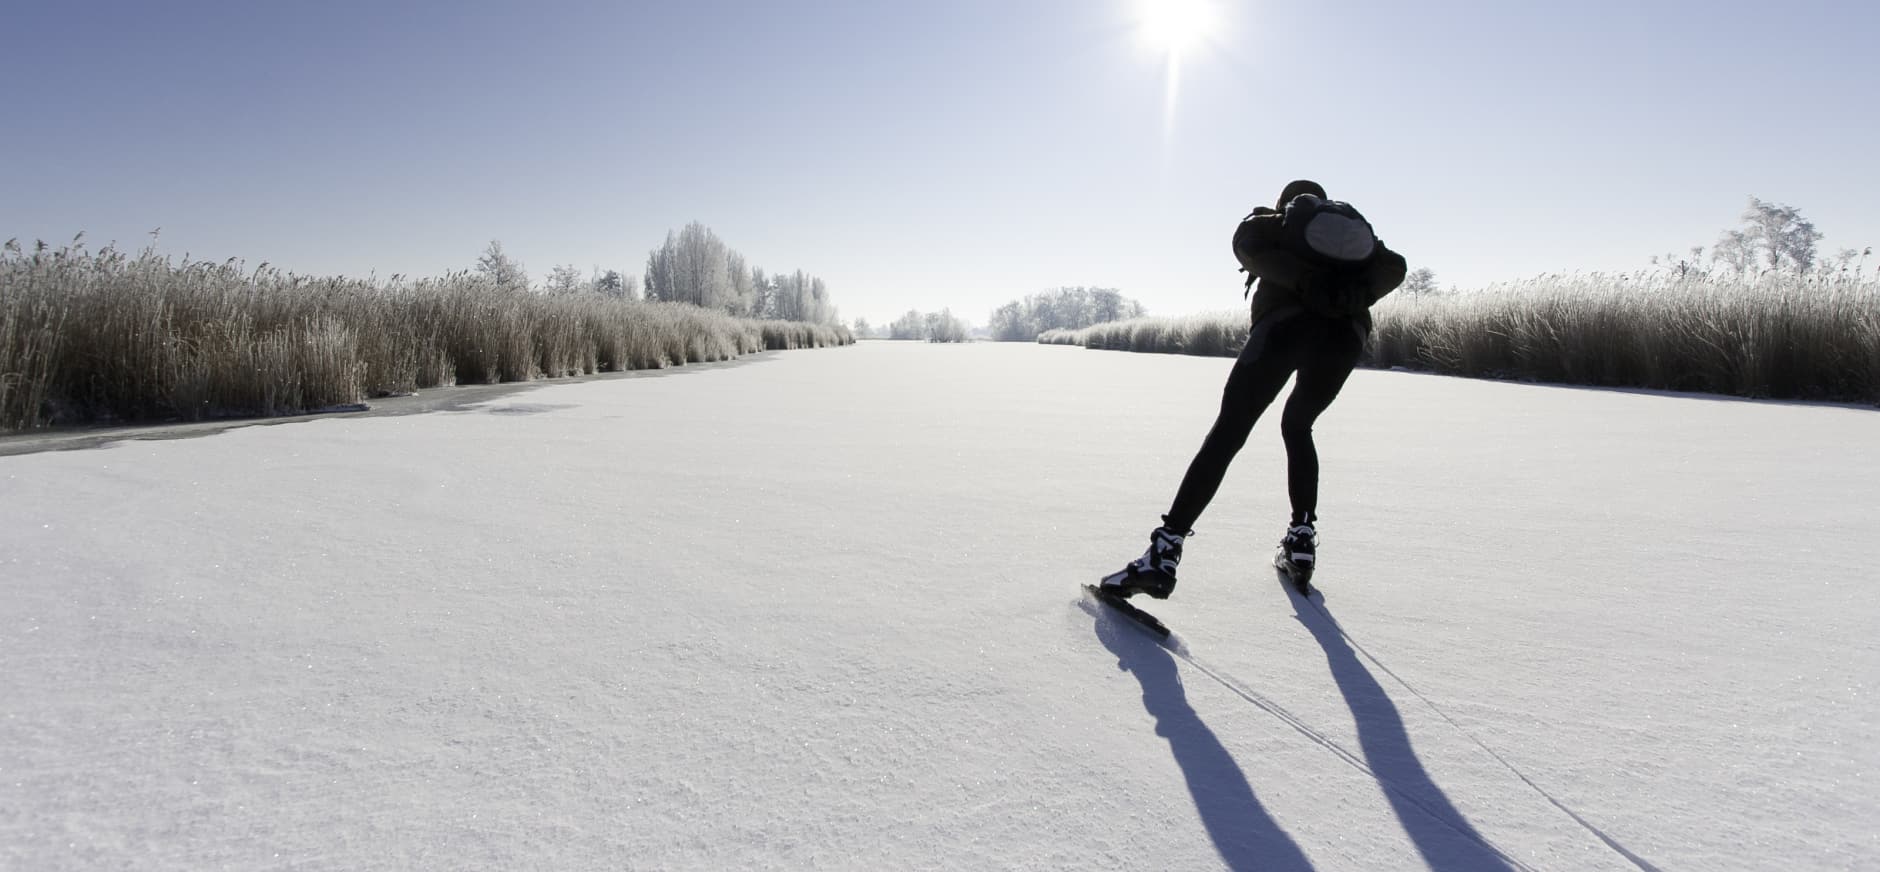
[1137,0,1217,54]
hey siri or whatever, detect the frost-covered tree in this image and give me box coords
[1402,267,1439,296]
[987,302,1025,341]
[640,224,838,322]
[808,276,834,325]
[1714,198,1824,274]
[885,309,967,341]
[644,222,732,307]
[924,309,968,343]
[475,240,529,292]
[1088,288,1129,323]
[544,263,584,296]
[1712,230,1754,273]
[725,251,757,316]
[770,270,802,322]
[986,286,1145,341]
[763,270,836,324]
[592,269,638,299]
[889,309,925,340]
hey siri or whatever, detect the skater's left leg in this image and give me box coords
[1278,322,1364,525]
[1161,313,1305,532]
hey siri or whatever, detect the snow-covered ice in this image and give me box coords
[3,341,1875,870]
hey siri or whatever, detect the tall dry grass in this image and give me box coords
[1040,272,1880,406]
[0,238,850,431]
[1041,311,1249,357]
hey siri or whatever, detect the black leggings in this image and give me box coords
[1164,310,1364,532]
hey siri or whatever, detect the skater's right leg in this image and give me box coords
[1275,320,1363,581]
[1278,320,1363,524]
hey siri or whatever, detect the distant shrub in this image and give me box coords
[0,238,851,431]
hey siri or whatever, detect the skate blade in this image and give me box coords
[1273,553,1314,597]
[1084,584,1172,639]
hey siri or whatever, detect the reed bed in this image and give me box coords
[0,239,850,431]
[1041,272,1880,406]
[1040,311,1249,357]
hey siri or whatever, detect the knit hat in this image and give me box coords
[1276,179,1328,209]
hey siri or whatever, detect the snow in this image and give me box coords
[2,341,1875,871]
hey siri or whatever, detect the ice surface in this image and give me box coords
[3,341,1875,870]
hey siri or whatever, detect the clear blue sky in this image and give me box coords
[4,0,1875,326]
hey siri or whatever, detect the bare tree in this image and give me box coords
[1402,267,1439,296]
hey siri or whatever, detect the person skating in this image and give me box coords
[1100,179,1407,598]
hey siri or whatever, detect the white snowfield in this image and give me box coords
[2,341,1875,871]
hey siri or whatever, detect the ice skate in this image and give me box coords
[1275,523,1317,594]
[1098,525,1188,600]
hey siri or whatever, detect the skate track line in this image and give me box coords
[1088,596,1540,872]
[1162,634,1542,872]
[1302,596,1663,872]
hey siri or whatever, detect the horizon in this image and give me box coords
[4,0,1876,327]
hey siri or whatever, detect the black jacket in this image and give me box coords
[1234,206,1407,332]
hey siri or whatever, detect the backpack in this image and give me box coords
[1232,195,1381,318]
[1282,194,1377,263]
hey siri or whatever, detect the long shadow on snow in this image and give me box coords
[1286,578,1515,871]
[1092,608,1313,872]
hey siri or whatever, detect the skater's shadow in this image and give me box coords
[1285,577,1515,871]
[1090,606,1314,872]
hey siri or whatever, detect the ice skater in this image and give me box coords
[1100,179,1407,598]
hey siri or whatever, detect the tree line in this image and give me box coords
[473,221,840,325]
[848,287,1151,344]
[872,309,968,342]
[987,286,1146,341]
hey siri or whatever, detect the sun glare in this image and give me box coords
[1138,0,1217,54]
[1136,0,1220,146]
